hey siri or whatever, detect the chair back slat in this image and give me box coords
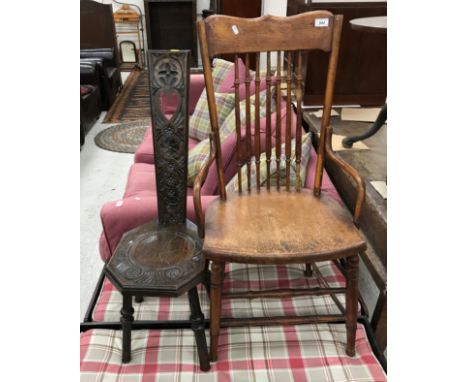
[295,51,304,191]
[265,51,272,190]
[254,52,261,190]
[244,53,252,192]
[275,50,282,191]
[233,55,243,193]
[203,12,335,56]
[285,51,292,191]
[197,12,343,198]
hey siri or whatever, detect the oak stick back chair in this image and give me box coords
[195,11,367,362]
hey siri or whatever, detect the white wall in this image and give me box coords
[100,0,210,64]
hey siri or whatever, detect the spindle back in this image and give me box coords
[197,12,343,199]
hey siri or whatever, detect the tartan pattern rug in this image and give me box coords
[80,324,386,381]
[92,262,356,322]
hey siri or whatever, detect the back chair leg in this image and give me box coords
[345,254,359,356]
[304,263,313,277]
[121,293,134,363]
[209,261,225,362]
[203,260,211,296]
[188,287,211,371]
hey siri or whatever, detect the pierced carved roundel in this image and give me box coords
[153,58,183,89]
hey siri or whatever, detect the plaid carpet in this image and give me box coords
[82,262,385,381]
[81,324,386,381]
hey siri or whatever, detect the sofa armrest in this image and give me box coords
[189,74,205,114]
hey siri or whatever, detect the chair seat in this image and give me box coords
[203,188,366,263]
[106,220,205,296]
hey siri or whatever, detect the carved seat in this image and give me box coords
[105,50,210,371]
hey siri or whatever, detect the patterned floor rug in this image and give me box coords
[103,68,151,123]
[94,120,150,153]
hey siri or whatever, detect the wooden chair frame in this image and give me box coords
[194,11,367,362]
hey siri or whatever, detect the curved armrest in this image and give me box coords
[193,133,216,238]
[324,126,365,224]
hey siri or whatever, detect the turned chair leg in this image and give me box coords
[188,287,210,371]
[209,261,225,362]
[121,293,134,363]
[345,255,359,357]
[203,260,211,296]
[304,263,313,277]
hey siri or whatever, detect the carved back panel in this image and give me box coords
[147,50,191,225]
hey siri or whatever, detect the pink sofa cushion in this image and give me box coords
[99,195,219,262]
[218,57,278,100]
[159,74,205,115]
[134,128,199,165]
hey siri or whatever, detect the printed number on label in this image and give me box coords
[315,18,329,28]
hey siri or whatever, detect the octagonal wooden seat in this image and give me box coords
[106,220,204,296]
[203,189,366,263]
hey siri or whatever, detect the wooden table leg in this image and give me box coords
[345,255,359,357]
[188,287,210,371]
[121,293,134,363]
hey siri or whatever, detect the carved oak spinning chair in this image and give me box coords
[195,11,367,361]
[105,51,210,371]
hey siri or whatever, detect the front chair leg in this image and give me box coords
[121,293,134,363]
[345,255,359,357]
[209,261,225,362]
[188,287,210,371]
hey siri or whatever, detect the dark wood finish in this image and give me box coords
[218,0,261,18]
[196,12,367,361]
[188,287,211,371]
[371,288,387,351]
[144,0,198,67]
[121,293,134,363]
[105,51,209,370]
[80,0,120,67]
[287,1,386,106]
[148,50,190,225]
